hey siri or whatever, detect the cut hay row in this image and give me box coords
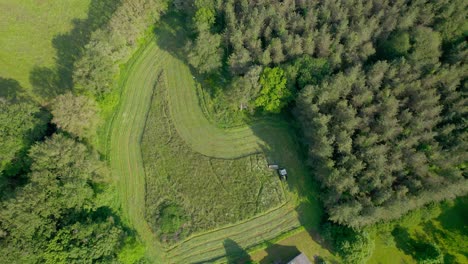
[108,38,313,263]
[165,204,301,263]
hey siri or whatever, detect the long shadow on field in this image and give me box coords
[251,119,324,225]
[251,117,331,256]
[391,226,445,262]
[224,239,253,264]
[0,77,29,102]
[259,241,299,264]
[30,0,121,100]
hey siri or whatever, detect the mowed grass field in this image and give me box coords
[142,75,286,243]
[108,33,320,262]
[0,0,90,91]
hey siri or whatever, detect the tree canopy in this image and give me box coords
[0,100,49,179]
[0,134,122,263]
[296,59,467,227]
[50,92,99,139]
[179,0,468,227]
[254,67,291,113]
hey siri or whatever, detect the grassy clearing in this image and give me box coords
[109,34,320,262]
[0,0,89,91]
[142,74,285,244]
[106,10,323,263]
[252,197,468,264]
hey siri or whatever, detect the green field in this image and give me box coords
[251,197,468,264]
[107,27,322,262]
[142,75,286,243]
[0,0,90,94]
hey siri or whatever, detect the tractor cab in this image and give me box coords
[268,164,288,181]
[278,168,288,181]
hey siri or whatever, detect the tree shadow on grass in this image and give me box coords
[154,9,193,63]
[224,238,253,264]
[251,118,328,248]
[436,197,468,234]
[258,241,299,264]
[392,226,415,256]
[0,77,28,102]
[30,0,121,100]
[392,226,444,262]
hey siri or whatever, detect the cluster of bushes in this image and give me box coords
[0,86,132,263]
[322,223,375,264]
[0,134,124,263]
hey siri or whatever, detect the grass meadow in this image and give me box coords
[0,0,89,92]
[141,73,285,243]
[107,34,312,262]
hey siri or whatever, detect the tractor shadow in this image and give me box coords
[30,0,121,100]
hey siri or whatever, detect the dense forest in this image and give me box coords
[178,0,467,227]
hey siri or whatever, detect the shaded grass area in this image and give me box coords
[141,74,285,244]
[368,196,468,264]
[0,0,120,101]
[0,0,89,90]
[250,230,339,263]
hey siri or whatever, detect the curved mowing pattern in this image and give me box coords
[165,57,283,159]
[109,41,168,261]
[165,57,262,158]
[109,39,308,263]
